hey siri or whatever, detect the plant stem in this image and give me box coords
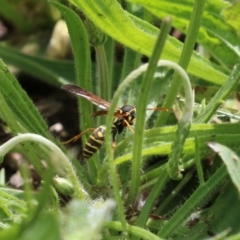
[105,221,164,240]
[195,135,205,185]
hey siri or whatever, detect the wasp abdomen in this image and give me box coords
[83,125,106,160]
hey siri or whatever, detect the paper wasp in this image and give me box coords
[62,84,167,160]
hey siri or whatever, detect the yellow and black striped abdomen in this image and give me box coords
[83,125,106,160]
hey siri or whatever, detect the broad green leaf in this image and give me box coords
[127,0,240,70]
[222,1,240,35]
[205,182,240,237]
[209,142,240,194]
[69,0,227,85]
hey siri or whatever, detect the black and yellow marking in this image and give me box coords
[83,125,106,160]
[83,124,119,160]
[83,106,136,160]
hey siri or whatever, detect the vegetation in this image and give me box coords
[0,0,240,239]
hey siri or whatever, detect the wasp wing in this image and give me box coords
[62,84,111,110]
[91,109,124,117]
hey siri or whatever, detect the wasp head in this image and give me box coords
[120,105,136,125]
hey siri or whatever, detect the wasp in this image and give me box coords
[62,84,167,160]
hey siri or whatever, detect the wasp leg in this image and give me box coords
[123,119,135,133]
[111,126,118,149]
[62,128,95,144]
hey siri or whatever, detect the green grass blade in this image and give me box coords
[156,0,206,127]
[127,18,172,204]
[50,2,98,181]
[50,2,93,130]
